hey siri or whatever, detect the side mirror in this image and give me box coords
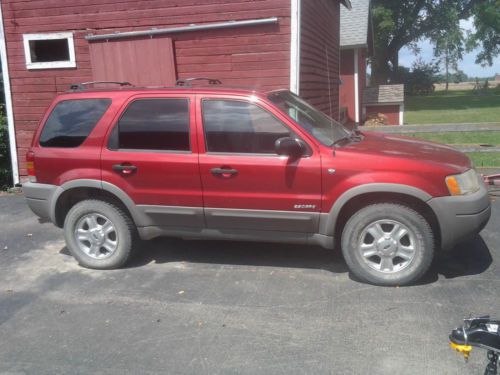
[275,137,305,158]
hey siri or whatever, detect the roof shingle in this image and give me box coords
[340,0,370,48]
[363,85,405,104]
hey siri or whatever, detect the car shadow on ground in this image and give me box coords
[59,234,493,284]
[113,234,493,284]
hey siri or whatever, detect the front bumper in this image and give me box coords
[23,182,58,223]
[428,182,491,250]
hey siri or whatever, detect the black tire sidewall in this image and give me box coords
[341,204,434,286]
[64,200,133,269]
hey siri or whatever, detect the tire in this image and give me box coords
[63,199,136,269]
[341,203,434,286]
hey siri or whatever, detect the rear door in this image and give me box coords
[101,93,203,228]
[196,94,322,233]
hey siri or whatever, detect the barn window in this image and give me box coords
[23,32,76,70]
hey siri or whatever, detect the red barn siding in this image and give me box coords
[339,49,355,122]
[339,47,368,124]
[299,0,340,119]
[2,0,292,177]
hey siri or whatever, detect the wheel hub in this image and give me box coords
[376,236,397,256]
[90,229,105,245]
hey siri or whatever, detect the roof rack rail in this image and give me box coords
[175,78,222,87]
[69,81,132,91]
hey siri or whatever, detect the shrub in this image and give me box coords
[0,111,12,190]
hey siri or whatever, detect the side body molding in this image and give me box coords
[318,183,433,236]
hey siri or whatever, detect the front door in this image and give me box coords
[101,94,203,228]
[196,95,322,233]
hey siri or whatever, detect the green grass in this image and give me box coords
[404,131,500,145]
[405,88,500,124]
[465,152,500,167]
[404,131,500,166]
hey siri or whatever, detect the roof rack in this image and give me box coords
[69,81,132,91]
[175,78,222,87]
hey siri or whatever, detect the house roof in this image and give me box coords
[340,0,371,49]
[364,85,404,104]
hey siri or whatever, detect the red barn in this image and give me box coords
[339,0,372,125]
[0,0,351,184]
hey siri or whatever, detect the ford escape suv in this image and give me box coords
[23,80,491,286]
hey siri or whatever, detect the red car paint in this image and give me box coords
[29,87,471,215]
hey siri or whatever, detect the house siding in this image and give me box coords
[339,49,355,122]
[299,0,340,119]
[2,0,292,177]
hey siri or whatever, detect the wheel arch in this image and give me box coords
[320,184,441,248]
[50,179,142,228]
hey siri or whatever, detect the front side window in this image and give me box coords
[113,99,190,151]
[40,99,111,148]
[202,100,291,154]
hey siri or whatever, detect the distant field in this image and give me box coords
[405,88,500,124]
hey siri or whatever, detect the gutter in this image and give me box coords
[0,2,19,185]
[86,17,279,41]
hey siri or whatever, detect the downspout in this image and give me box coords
[353,48,360,124]
[0,1,19,185]
[290,0,301,94]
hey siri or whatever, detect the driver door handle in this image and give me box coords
[211,167,238,176]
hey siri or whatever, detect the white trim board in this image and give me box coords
[23,32,76,70]
[353,48,359,123]
[0,4,19,185]
[290,0,301,94]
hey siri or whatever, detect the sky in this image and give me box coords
[399,18,499,78]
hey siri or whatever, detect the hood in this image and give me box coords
[340,132,472,172]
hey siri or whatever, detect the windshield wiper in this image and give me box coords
[332,136,351,146]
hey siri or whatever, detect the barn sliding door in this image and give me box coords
[89,38,176,86]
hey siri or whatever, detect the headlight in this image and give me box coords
[445,169,481,196]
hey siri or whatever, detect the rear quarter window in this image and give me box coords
[39,98,111,147]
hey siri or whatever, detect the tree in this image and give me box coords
[371,0,481,84]
[431,11,465,90]
[405,59,440,95]
[467,0,500,66]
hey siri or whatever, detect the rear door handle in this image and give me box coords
[211,167,238,176]
[112,164,137,175]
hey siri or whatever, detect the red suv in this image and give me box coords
[23,80,491,285]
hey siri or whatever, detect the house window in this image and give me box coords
[23,32,76,69]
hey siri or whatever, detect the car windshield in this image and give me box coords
[268,90,351,146]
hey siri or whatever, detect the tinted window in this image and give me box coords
[202,100,291,153]
[40,99,111,147]
[116,99,190,151]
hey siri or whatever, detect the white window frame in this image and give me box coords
[23,32,76,70]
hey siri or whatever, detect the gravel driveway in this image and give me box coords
[1,194,499,374]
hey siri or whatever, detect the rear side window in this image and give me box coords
[112,99,190,151]
[202,100,291,154]
[39,99,111,147]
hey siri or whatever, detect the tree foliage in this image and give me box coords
[394,59,440,95]
[0,110,12,190]
[371,0,491,84]
[467,0,500,66]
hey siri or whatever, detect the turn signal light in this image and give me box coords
[26,150,36,182]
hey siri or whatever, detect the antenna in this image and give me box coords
[325,44,335,145]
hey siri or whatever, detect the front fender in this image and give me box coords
[318,183,433,236]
